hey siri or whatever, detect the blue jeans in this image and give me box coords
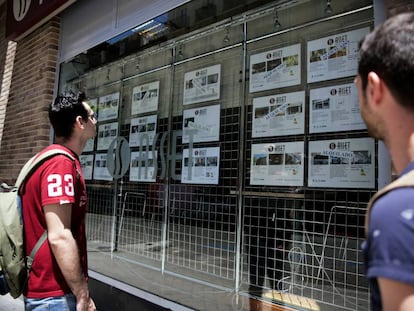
[24,294,76,311]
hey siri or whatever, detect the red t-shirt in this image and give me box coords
[22,144,88,298]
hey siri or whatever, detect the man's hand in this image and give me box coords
[77,296,96,311]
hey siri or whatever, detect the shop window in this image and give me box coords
[59,0,376,310]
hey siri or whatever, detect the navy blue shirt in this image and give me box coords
[363,162,414,310]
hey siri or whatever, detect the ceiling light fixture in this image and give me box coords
[274,9,282,30]
[223,27,230,43]
[325,0,333,15]
[177,45,184,60]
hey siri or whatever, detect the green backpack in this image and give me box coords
[0,149,75,298]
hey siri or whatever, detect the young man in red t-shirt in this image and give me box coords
[22,92,97,311]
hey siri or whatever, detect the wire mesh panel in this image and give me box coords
[167,185,237,279]
[114,191,163,260]
[86,186,115,251]
[242,197,296,292]
[241,190,372,311]
[165,104,240,283]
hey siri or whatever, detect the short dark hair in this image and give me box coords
[358,12,414,109]
[49,91,88,139]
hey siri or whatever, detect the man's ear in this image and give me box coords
[366,71,385,106]
[76,115,85,128]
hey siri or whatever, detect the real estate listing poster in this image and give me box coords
[83,98,97,152]
[307,27,369,83]
[130,150,157,182]
[183,64,221,105]
[98,92,120,121]
[93,153,113,181]
[309,83,365,133]
[131,81,160,115]
[80,154,94,180]
[129,114,157,147]
[97,122,118,150]
[183,104,220,143]
[308,137,375,188]
[250,43,301,93]
[181,147,220,184]
[250,141,304,186]
[252,91,305,137]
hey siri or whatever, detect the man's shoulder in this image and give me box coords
[372,186,414,221]
[371,169,414,209]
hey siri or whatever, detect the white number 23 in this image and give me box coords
[47,174,74,197]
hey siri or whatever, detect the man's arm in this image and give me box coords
[44,203,93,310]
[378,277,414,311]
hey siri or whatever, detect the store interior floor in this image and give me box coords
[87,242,369,311]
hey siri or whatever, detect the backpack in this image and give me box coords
[0,149,75,298]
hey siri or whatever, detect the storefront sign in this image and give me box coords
[6,0,76,40]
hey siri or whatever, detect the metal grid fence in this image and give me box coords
[85,106,373,311]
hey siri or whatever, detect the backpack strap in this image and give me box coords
[26,231,48,271]
[365,169,414,235]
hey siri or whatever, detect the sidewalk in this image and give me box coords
[0,294,24,310]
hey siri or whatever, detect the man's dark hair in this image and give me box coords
[49,91,88,139]
[358,12,414,109]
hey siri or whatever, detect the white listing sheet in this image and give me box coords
[250,141,304,186]
[183,104,220,143]
[131,81,160,115]
[308,137,375,188]
[252,91,305,137]
[183,64,221,105]
[309,83,365,133]
[307,27,369,83]
[181,147,220,184]
[250,43,301,93]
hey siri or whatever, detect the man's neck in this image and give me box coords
[54,138,83,157]
[386,122,414,175]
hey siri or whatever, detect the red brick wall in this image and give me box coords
[0,17,60,185]
[0,3,5,83]
[0,3,9,150]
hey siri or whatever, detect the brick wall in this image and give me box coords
[0,17,60,185]
[0,3,10,151]
[0,3,5,87]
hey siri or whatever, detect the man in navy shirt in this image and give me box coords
[355,12,414,311]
